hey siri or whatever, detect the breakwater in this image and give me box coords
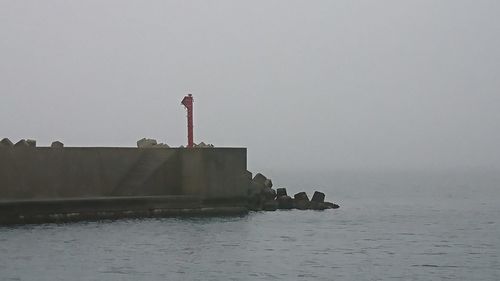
[0,141,249,224]
[0,138,339,225]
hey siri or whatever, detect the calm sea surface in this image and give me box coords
[1,170,499,280]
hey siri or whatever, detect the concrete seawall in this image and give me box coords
[0,147,249,224]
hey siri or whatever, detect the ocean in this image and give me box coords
[1,170,499,280]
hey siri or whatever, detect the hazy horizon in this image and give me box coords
[1,1,499,172]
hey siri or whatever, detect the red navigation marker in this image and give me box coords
[181,94,194,148]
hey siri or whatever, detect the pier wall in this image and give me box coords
[0,147,248,200]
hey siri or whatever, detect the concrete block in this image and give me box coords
[26,139,36,147]
[261,187,276,201]
[311,191,325,203]
[294,192,309,201]
[263,200,278,211]
[14,139,29,148]
[264,179,273,188]
[51,141,64,148]
[244,170,252,179]
[310,202,328,210]
[294,199,310,210]
[248,193,263,211]
[276,188,287,198]
[252,173,267,186]
[247,179,264,200]
[276,195,293,209]
[137,138,157,148]
[324,202,340,209]
[1,138,14,147]
[293,192,310,210]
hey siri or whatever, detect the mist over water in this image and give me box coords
[1,1,500,280]
[1,1,500,172]
[1,170,499,281]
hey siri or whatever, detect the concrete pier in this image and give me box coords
[0,147,250,224]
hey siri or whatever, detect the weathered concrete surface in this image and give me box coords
[0,147,249,224]
[180,148,248,200]
[0,196,248,225]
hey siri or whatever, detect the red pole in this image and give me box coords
[181,94,194,148]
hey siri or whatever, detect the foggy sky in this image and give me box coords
[1,1,499,172]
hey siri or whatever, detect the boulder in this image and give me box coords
[14,139,29,147]
[26,139,36,147]
[264,179,273,188]
[276,195,294,210]
[51,141,64,148]
[137,138,157,148]
[261,187,276,201]
[276,188,287,198]
[253,173,267,186]
[263,200,278,211]
[1,138,14,147]
[311,191,325,203]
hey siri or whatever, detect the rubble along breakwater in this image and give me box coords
[0,138,339,225]
[247,172,339,212]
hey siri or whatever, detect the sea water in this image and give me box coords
[1,170,499,280]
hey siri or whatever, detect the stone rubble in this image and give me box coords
[137,138,170,148]
[194,142,215,148]
[51,141,64,148]
[137,138,157,148]
[14,139,30,148]
[247,172,340,211]
[0,138,37,148]
[26,139,36,147]
[1,138,14,147]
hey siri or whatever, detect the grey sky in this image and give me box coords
[1,1,499,171]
